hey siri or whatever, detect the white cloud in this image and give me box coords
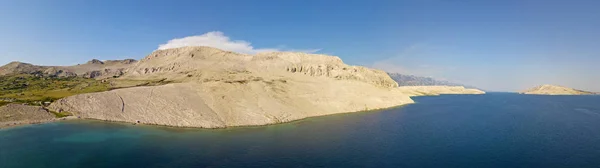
[157,31,319,54]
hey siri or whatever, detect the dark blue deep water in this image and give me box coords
[2,93,600,168]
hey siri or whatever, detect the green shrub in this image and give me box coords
[0,101,10,107]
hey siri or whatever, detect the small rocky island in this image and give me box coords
[0,46,485,128]
[520,84,597,95]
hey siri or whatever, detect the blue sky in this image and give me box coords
[1,0,599,92]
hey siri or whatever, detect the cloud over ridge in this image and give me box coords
[157,31,319,54]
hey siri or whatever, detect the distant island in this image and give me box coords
[0,46,485,128]
[520,84,597,95]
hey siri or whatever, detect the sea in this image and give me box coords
[1,93,600,168]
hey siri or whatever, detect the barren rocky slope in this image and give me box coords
[49,46,414,128]
[0,104,55,128]
[520,85,596,95]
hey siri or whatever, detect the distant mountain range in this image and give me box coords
[387,73,480,89]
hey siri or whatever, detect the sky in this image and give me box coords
[0,0,599,92]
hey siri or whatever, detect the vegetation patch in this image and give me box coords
[0,101,10,107]
[0,74,111,105]
[48,110,73,118]
[0,74,175,107]
[109,78,172,90]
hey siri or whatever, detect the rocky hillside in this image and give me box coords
[0,104,56,128]
[520,85,597,95]
[124,47,397,88]
[49,46,414,128]
[0,59,137,79]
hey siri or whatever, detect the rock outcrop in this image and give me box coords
[49,46,413,128]
[257,52,398,88]
[42,67,78,77]
[520,85,596,95]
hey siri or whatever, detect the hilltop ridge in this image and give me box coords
[0,58,137,79]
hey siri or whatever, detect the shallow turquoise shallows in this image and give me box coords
[2,93,600,168]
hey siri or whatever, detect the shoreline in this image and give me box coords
[69,102,414,129]
[0,103,413,130]
[0,116,78,130]
[1,87,487,130]
[1,92,487,130]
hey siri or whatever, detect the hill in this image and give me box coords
[0,59,137,79]
[48,46,415,128]
[2,46,485,128]
[520,84,596,95]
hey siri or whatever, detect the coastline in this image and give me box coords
[0,116,77,130]
[0,103,414,130]
[65,100,416,129]
[1,85,487,129]
[1,86,489,129]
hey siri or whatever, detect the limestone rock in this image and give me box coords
[43,67,78,77]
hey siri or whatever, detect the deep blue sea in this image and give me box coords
[1,93,600,168]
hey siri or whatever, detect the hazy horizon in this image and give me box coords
[1,0,598,92]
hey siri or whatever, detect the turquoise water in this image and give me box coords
[1,93,600,168]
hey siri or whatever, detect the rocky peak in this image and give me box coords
[0,61,46,76]
[2,61,33,68]
[120,59,137,64]
[86,59,105,65]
